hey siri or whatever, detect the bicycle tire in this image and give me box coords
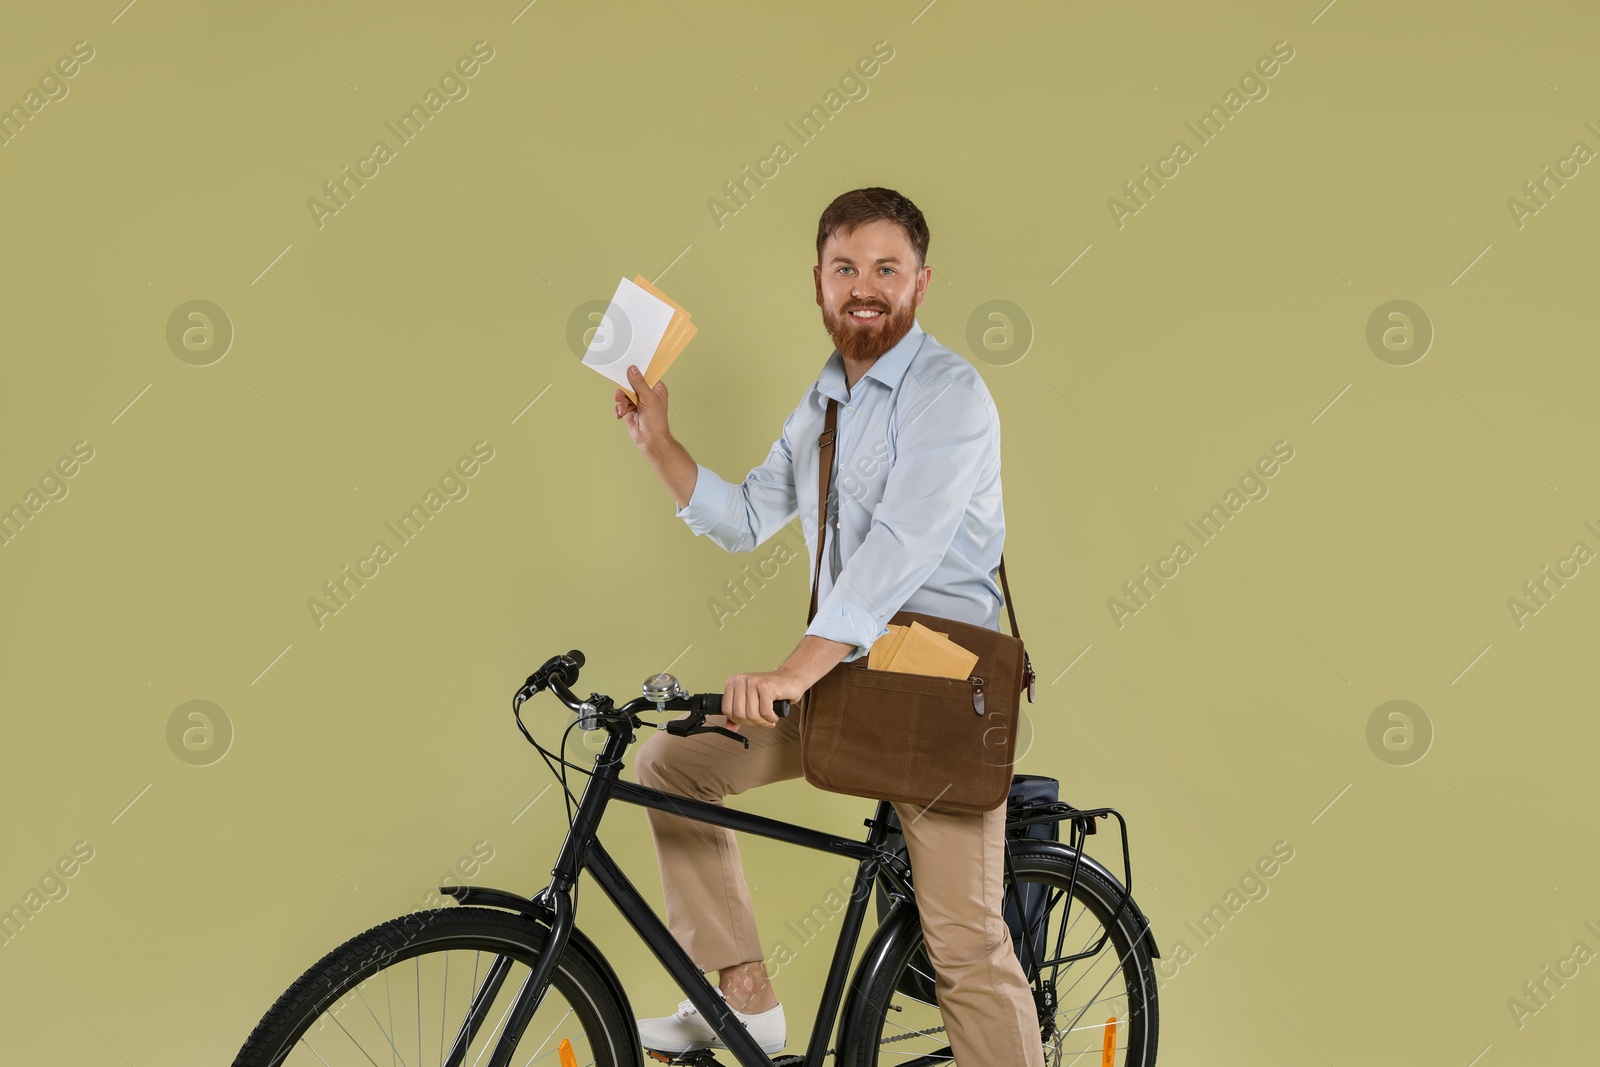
[842,843,1160,1066]
[232,905,643,1067]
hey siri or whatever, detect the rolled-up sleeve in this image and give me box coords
[673,408,801,554]
[803,382,995,662]
[803,597,887,663]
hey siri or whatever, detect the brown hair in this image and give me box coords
[815,187,930,269]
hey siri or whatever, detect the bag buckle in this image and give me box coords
[969,676,985,715]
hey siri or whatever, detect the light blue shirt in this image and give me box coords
[673,320,1007,662]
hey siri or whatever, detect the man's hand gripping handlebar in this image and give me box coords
[514,650,791,749]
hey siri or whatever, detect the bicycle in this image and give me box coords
[233,650,1161,1066]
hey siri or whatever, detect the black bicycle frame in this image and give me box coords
[457,721,914,1067]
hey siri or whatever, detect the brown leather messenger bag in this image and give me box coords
[798,396,1036,814]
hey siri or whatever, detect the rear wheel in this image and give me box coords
[848,844,1159,1066]
[232,906,642,1067]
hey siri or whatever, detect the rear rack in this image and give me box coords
[1004,799,1139,969]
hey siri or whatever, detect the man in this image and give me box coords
[612,187,1044,1066]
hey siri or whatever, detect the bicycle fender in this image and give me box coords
[440,884,642,1040]
[836,894,924,1055]
[1009,842,1162,960]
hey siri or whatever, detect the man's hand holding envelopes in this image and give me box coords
[584,275,697,428]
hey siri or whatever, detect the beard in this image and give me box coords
[821,291,917,367]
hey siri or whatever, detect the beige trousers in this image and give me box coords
[633,712,1046,1067]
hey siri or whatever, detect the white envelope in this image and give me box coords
[581,277,676,389]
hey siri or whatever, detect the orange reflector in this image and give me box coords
[1101,1016,1117,1066]
[559,1037,579,1067]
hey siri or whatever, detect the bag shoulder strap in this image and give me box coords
[807,398,837,626]
[808,396,1024,642]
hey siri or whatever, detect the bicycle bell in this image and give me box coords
[643,672,685,706]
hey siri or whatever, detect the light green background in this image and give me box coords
[2,0,1596,1062]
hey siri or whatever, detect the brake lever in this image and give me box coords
[664,714,750,748]
[662,697,752,748]
[698,724,750,748]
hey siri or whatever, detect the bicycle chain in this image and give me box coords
[878,1018,948,1045]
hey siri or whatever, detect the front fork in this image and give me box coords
[441,885,575,1067]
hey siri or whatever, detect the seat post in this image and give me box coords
[863,799,899,848]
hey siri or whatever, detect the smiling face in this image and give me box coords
[814,218,932,374]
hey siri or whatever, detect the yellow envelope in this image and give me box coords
[868,624,909,671]
[637,275,694,372]
[867,627,893,670]
[883,623,942,674]
[886,621,979,679]
[869,624,952,670]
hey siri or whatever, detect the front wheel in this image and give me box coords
[845,844,1160,1066]
[232,905,643,1067]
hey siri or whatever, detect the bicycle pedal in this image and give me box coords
[769,1057,805,1066]
[646,1051,725,1066]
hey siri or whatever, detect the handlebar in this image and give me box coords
[514,650,791,749]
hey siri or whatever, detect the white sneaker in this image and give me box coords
[636,989,786,1055]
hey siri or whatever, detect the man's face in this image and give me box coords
[814,219,932,367]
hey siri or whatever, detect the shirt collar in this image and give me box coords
[817,319,925,404]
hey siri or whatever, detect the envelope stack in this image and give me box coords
[581,274,698,403]
[866,621,979,679]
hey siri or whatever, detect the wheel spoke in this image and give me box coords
[440,952,450,1067]
[1054,938,1149,1050]
[387,966,399,1067]
[296,1033,338,1067]
[879,1010,944,1040]
[355,983,410,1067]
[516,1006,573,1067]
[328,1002,388,1067]
[1049,911,1122,1006]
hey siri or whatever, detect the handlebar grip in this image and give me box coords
[550,650,584,687]
[698,694,791,718]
